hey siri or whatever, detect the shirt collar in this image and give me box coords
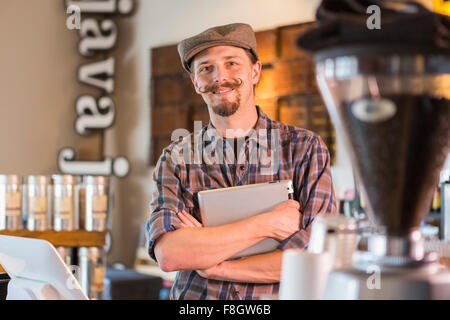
[201,105,272,150]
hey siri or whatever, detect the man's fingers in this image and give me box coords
[182,210,203,227]
[177,210,202,227]
[177,211,195,227]
[287,199,300,210]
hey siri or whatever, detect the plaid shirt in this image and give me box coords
[146,105,336,300]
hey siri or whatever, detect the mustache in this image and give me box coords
[198,78,243,94]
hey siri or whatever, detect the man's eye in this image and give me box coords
[200,66,210,72]
[228,61,237,66]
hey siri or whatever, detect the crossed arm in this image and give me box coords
[197,249,283,284]
[154,201,301,283]
[177,210,284,283]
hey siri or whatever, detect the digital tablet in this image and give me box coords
[198,180,294,259]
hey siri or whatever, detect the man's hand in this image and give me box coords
[177,210,224,279]
[177,210,202,228]
[265,199,301,242]
[198,250,283,283]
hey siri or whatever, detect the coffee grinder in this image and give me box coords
[298,0,450,299]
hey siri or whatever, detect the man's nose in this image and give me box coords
[212,64,228,84]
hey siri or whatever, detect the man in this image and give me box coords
[147,23,336,300]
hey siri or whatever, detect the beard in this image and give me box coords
[199,78,243,117]
[210,92,241,117]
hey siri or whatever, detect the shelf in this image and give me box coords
[0,230,106,247]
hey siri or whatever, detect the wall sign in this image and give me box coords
[59,0,134,178]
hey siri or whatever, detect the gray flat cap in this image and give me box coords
[177,23,259,73]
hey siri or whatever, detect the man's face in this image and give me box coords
[190,46,261,117]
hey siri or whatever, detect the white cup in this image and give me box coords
[279,249,332,300]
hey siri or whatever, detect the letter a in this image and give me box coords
[66,5,81,30]
[366,5,381,30]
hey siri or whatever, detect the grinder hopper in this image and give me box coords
[298,0,450,267]
[317,54,449,262]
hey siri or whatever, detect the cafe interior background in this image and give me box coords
[0,0,449,300]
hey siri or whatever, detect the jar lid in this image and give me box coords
[83,176,109,186]
[0,174,20,185]
[52,174,81,185]
[78,246,105,258]
[23,175,49,185]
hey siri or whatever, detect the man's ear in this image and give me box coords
[251,60,262,86]
[190,74,201,94]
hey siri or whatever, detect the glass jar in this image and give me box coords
[78,246,106,300]
[23,175,50,231]
[0,175,23,230]
[52,175,80,231]
[80,176,109,231]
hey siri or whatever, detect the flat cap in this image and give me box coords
[177,23,259,73]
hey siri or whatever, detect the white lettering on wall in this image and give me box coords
[78,57,115,93]
[64,0,134,15]
[66,5,81,30]
[79,18,117,56]
[58,148,130,178]
[75,95,115,135]
[61,0,134,178]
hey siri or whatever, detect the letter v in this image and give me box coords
[78,57,115,93]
